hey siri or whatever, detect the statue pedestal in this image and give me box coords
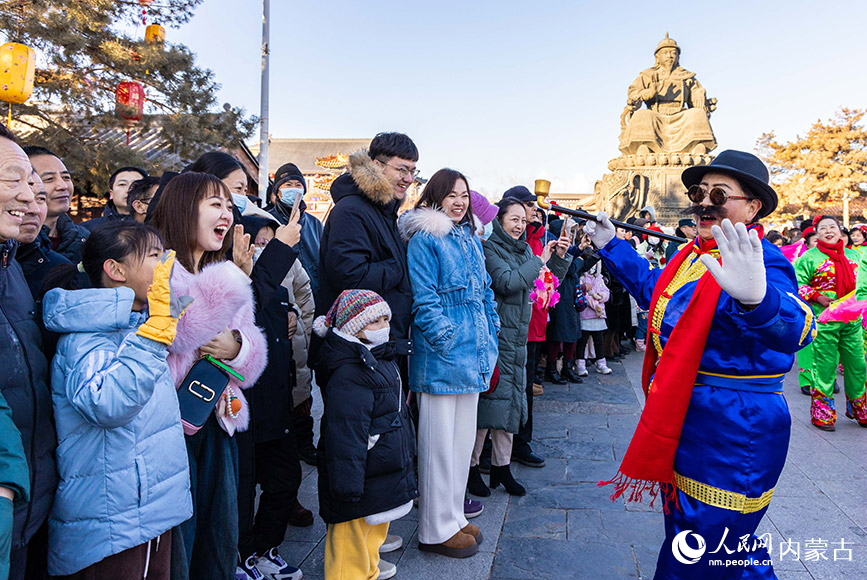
[593,152,713,225]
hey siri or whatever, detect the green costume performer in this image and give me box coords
[795,225,867,430]
[796,341,813,393]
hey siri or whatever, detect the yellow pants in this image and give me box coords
[324,518,389,580]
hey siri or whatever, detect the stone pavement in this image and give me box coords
[278,351,867,579]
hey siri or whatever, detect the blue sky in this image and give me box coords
[174,0,867,197]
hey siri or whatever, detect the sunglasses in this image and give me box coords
[686,184,751,206]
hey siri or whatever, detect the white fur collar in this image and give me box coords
[398,207,455,242]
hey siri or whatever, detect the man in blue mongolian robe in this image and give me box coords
[586,150,816,580]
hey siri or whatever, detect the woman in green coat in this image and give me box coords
[468,198,571,497]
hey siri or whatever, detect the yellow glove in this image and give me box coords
[137,250,194,346]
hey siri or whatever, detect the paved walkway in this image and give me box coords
[278,351,867,579]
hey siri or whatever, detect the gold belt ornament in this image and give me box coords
[674,472,774,514]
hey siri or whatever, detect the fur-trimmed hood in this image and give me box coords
[344,150,395,206]
[398,207,454,241]
[399,207,484,242]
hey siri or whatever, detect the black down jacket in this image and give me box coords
[316,151,412,353]
[0,241,57,551]
[315,330,418,524]
[46,214,89,263]
[16,229,72,300]
[241,215,300,443]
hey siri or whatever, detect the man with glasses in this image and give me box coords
[318,132,418,357]
[126,176,161,224]
[586,150,815,579]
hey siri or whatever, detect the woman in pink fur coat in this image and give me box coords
[151,172,267,580]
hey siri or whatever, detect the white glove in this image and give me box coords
[583,211,616,249]
[699,219,766,306]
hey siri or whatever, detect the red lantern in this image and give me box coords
[115,81,144,145]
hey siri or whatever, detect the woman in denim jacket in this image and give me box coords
[400,169,499,559]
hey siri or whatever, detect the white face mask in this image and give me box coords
[361,326,390,348]
[481,221,494,240]
[252,246,264,263]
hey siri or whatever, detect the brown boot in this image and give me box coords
[418,531,479,558]
[288,499,314,527]
[461,523,484,545]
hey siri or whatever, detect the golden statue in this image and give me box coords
[619,34,717,156]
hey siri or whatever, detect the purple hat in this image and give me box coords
[470,191,498,225]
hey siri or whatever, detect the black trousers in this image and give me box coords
[237,433,303,559]
[292,397,315,452]
[577,330,605,363]
[514,340,541,452]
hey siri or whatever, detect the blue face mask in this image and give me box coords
[280,187,304,206]
[231,193,247,214]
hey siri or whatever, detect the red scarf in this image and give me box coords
[817,239,855,297]
[599,235,726,508]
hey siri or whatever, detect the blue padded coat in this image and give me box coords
[42,287,192,575]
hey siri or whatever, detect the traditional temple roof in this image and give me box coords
[248,138,371,174]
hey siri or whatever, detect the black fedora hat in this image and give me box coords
[681,150,777,219]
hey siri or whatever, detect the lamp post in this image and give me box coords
[843,193,850,229]
[257,0,270,203]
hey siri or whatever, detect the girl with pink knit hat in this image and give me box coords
[314,289,418,580]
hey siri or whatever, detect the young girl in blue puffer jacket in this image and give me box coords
[41,221,192,579]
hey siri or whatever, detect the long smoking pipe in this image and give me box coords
[533,179,687,245]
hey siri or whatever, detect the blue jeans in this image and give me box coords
[171,415,239,580]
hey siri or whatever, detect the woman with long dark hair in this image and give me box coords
[400,168,499,558]
[150,172,269,580]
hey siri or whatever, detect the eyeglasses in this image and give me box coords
[686,184,751,206]
[380,161,420,180]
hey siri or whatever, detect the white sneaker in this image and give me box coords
[596,359,612,375]
[377,559,397,580]
[379,534,403,553]
[237,554,265,580]
[256,547,302,580]
[576,360,589,377]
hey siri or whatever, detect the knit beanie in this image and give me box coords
[470,191,498,225]
[313,289,392,338]
[274,172,307,195]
